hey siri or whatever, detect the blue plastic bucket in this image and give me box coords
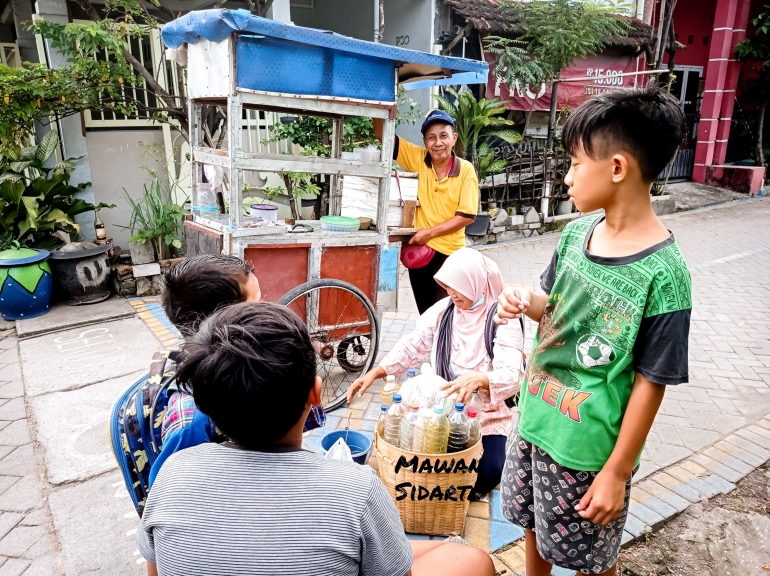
[320,429,372,465]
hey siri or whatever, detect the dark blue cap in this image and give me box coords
[421,110,455,135]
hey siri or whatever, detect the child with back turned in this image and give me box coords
[495,88,691,575]
[139,302,497,576]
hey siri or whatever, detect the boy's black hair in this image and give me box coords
[176,302,316,448]
[162,255,253,336]
[561,87,686,182]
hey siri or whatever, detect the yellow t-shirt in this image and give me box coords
[394,137,479,256]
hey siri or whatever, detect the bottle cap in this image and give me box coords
[434,405,444,414]
[467,408,477,418]
[455,402,465,411]
[393,394,402,403]
[410,403,419,410]
[381,404,389,411]
[386,375,396,382]
[407,369,417,377]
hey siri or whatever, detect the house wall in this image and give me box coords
[383,0,436,144]
[290,0,375,40]
[85,130,167,250]
[665,0,719,68]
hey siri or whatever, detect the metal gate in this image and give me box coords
[658,113,699,181]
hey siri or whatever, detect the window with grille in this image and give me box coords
[0,43,21,68]
[86,27,184,128]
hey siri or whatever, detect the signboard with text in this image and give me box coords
[486,52,640,112]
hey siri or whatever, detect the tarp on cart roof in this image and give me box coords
[161,9,488,90]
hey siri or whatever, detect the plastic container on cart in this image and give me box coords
[193,183,218,218]
[250,204,278,221]
[320,216,360,233]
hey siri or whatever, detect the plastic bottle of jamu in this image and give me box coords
[424,405,449,454]
[383,394,404,447]
[467,389,482,414]
[376,404,388,438]
[447,402,470,453]
[412,405,427,453]
[380,375,399,406]
[467,408,481,448]
[399,403,420,450]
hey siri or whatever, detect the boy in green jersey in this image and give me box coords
[496,88,691,575]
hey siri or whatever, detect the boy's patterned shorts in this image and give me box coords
[500,433,632,573]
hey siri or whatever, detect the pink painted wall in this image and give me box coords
[663,0,720,68]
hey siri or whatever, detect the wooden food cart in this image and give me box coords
[161,10,488,409]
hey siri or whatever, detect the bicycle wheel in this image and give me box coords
[278,279,380,411]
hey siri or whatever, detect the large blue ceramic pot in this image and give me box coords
[0,248,53,320]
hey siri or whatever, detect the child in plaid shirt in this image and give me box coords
[148,255,262,486]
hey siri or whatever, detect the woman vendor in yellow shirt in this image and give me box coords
[375,110,480,314]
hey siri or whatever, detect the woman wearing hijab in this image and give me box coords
[347,248,524,498]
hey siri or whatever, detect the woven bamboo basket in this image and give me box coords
[374,432,484,536]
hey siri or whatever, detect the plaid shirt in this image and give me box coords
[161,391,198,442]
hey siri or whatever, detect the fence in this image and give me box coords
[479,144,571,215]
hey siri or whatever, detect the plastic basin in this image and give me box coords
[320,429,372,465]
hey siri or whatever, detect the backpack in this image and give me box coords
[110,350,328,517]
[435,301,526,408]
[109,351,179,517]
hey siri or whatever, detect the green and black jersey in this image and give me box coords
[519,215,692,471]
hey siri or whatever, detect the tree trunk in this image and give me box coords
[657,0,678,70]
[546,81,559,152]
[757,100,767,168]
[652,0,667,68]
[283,174,300,220]
[378,0,385,43]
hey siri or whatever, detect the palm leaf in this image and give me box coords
[10,161,31,173]
[485,129,522,144]
[34,130,59,168]
[488,159,507,174]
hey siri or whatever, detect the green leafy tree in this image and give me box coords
[736,4,770,167]
[0,20,134,156]
[0,130,114,249]
[485,0,631,148]
[432,87,520,173]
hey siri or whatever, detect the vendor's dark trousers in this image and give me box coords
[408,251,449,315]
[474,435,507,496]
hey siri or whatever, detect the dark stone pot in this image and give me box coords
[48,242,112,305]
[465,212,491,236]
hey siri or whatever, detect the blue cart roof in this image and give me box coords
[161,9,487,88]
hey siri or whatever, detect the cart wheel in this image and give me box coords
[278,279,380,412]
[336,335,371,373]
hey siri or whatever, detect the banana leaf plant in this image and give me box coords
[477,141,508,183]
[0,130,113,250]
[433,87,521,175]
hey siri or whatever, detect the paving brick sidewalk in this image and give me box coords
[0,331,58,575]
[9,198,762,575]
[306,198,770,573]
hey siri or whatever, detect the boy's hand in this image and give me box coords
[494,287,531,324]
[575,468,628,526]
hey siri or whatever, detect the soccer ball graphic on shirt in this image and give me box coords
[576,334,616,368]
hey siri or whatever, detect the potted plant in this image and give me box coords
[123,175,186,263]
[249,186,282,221]
[0,130,114,249]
